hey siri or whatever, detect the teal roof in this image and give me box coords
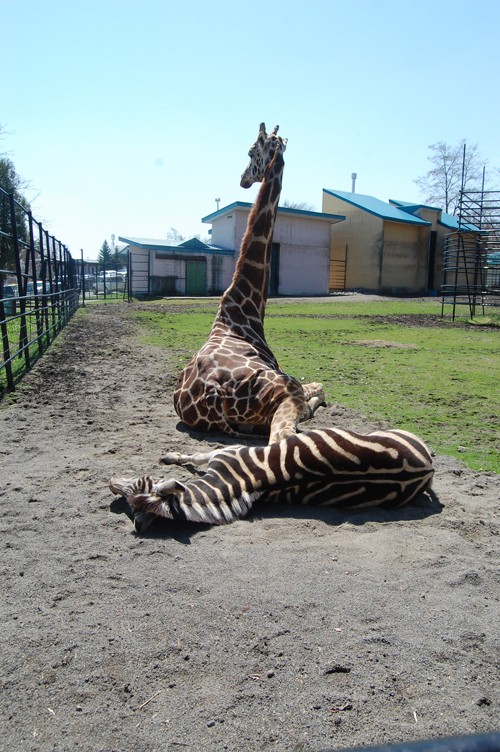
[389,199,481,232]
[202,201,344,224]
[118,236,233,255]
[389,199,442,214]
[323,189,430,226]
[437,212,480,232]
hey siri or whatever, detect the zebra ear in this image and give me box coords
[155,478,186,496]
[109,475,156,498]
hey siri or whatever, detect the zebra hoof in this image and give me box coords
[160,452,181,465]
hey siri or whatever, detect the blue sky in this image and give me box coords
[2,0,499,260]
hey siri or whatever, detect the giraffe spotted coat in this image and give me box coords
[173,124,324,443]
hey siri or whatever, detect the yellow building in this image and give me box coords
[322,190,466,295]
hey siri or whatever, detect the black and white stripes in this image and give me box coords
[109,428,434,532]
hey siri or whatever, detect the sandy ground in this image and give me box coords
[0,302,498,752]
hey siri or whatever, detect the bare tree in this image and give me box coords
[414,140,485,215]
[166,227,186,243]
[280,199,316,211]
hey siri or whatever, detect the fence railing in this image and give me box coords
[0,185,79,393]
[75,261,130,304]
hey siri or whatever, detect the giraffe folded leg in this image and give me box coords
[305,394,326,416]
[302,381,325,410]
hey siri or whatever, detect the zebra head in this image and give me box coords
[109,475,187,533]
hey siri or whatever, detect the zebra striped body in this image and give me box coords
[109,428,434,532]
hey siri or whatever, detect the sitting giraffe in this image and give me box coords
[174,123,325,443]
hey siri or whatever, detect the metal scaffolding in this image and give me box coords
[441,157,500,319]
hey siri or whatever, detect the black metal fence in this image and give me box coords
[75,257,130,304]
[0,185,79,393]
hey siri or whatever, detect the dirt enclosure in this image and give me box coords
[1,302,498,752]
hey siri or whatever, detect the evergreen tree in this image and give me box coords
[97,239,112,270]
[111,247,123,271]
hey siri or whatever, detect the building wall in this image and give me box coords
[211,211,239,252]
[278,241,330,294]
[381,222,429,293]
[210,209,333,295]
[322,192,384,289]
[273,215,331,294]
[414,207,443,291]
[415,207,439,228]
[128,245,234,296]
[151,254,186,293]
[323,192,434,293]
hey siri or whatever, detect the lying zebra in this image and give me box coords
[109,428,434,533]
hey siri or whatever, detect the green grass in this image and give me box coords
[132,298,499,473]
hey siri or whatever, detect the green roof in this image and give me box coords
[118,236,233,255]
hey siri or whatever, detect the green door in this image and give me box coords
[186,260,207,295]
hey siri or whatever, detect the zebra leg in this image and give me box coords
[160,446,245,467]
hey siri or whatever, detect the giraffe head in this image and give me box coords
[240,122,287,189]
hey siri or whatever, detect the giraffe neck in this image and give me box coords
[211,153,284,340]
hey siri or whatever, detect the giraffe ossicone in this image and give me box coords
[173,121,325,443]
[240,123,288,188]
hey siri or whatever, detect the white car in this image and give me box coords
[93,272,127,294]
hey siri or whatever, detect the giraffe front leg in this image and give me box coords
[268,380,325,443]
[268,398,304,443]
